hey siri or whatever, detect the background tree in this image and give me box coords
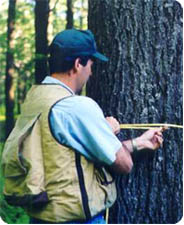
[87,0,182,223]
[34,0,50,84]
[79,0,84,29]
[14,1,35,114]
[5,0,17,138]
[66,0,73,29]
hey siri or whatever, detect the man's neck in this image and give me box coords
[51,73,76,93]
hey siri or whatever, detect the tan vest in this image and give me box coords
[2,84,117,223]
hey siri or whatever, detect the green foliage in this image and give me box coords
[0,1,8,110]
[73,0,88,29]
[0,0,35,117]
[0,201,29,224]
[0,105,5,117]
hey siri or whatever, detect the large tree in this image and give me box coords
[34,0,50,84]
[5,0,17,138]
[87,0,182,223]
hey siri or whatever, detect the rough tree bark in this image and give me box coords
[5,0,17,138]
[87,0,182,223]
[34,0,50,84]
[66,0,73,29]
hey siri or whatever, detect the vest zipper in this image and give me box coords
[75,152,91,220]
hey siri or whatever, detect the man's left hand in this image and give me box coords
[134,127,167,151]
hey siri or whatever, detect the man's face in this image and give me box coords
[76,59,93,94]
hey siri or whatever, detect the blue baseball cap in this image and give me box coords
[49,29,108,62]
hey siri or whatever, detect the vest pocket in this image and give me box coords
[95,167,115,186]
[2,114,41,177]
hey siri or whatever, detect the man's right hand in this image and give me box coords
[106,116,120,135]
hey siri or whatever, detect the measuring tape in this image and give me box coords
[120,123,183,130]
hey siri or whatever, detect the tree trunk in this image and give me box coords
[34,0,50,84]
[87,0,182,223]
[5,0,17,138]
[66,0,73,29]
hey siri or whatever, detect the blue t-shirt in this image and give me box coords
[42,76,122,165]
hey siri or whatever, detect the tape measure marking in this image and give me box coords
[120,124,183,129]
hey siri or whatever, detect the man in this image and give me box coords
[2,29,164,224]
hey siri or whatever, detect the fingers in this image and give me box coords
[155,132,162,137]
[155,134,163,146]
[148,126,167,141]
[154,126,168,133]
[106,116,120,134]
[150,132,164,150]
[161,126,169,132]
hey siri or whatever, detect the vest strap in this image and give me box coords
[75,152,91,220]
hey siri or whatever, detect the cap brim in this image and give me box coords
[92,52,109,62]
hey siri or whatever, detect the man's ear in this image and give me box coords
[73,58,81,72]
[69,58,81,74]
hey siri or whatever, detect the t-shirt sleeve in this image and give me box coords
[49,96,122,165]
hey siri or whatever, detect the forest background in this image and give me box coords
[0,0,183,224]
[0,0,88,223]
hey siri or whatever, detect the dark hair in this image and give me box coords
[48,54,92,74]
